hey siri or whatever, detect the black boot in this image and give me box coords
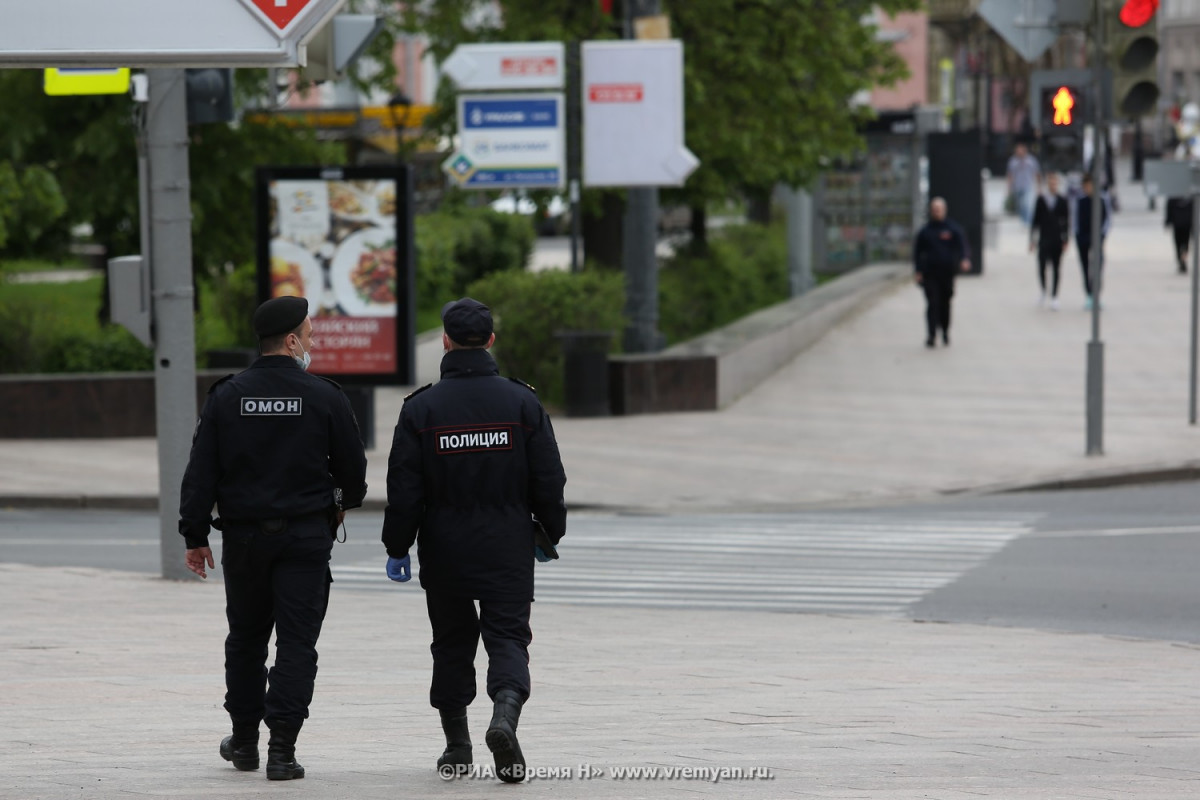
[265,725,305,781]
[485,689,525,784]
[437,708,472,769]
[219,720,260,771]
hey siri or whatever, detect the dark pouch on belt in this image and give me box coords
[260,518,287,536]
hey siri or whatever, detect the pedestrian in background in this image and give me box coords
[1075,174,1111,311]
[1165,195,1194,275]
[179,296,368,782]
[913,197,972,348]
[1006,141,1042,226]
[1030,172,1070,310]
[382,297,567,783]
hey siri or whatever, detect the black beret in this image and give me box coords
[254,296,309,339]
[442,297,493,346]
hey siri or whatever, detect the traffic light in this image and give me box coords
[185,68,234,125]
[1037,83,1084,173]
[1108,0,1160,118]
[1041,84,1085,130]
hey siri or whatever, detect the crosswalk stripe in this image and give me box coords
[332,512,1033,615]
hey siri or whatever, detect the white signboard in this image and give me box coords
[443,94,565,190]
[442,42,565,91]
[582,40,698,187]
[0,0,345,68]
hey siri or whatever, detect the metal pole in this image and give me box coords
[1085,0,1104,456]
[1190,179,1200,424]
[147,69,199,579]
[784,185,814,297]
[621,0,664,353]
[566,40,582,273]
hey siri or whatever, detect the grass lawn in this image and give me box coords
[0,257,86,274]
[0,276,105,337]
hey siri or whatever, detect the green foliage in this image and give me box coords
[415,206,535,311]
[659,222,788,344]
[39,327,153,373]
[0,300,42,373]
[206,261,259,348]
[0,162,68,255]
[0,276,151,373]
[465,269,624,406]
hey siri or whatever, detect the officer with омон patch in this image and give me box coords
[179,295,367,781]
[382,297,567,783]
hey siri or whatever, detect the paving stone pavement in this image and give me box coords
[2,562,1200,799]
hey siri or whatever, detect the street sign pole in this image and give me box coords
[1190,173,1200,424]
[146,70,199,580]
[1086,0,1104,456]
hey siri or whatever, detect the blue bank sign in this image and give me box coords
[444,93,565,189]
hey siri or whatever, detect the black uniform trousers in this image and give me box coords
[921,271,955,340]
[1173,225,1192,271]
[221,517,333,731]
[1037,245,1063,297]
[425,591,532,710]
[1076,235,1103,297]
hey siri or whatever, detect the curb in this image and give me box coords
[5,463,1200,513]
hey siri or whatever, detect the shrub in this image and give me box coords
[39,326,153,373]
[659,222,789,343]
[415,206,535,316]
[0,300,44,373]
[466,268,624,407]
[210,260,258,347]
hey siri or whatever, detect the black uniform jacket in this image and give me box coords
[913,218,971,276]
[1031,193,1070,252]
[382,348,568,602]
[178,355,368,548]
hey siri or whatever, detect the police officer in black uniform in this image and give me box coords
[381,297,567,783]
[179,296,367,781]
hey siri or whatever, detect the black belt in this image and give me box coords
[217,509,331,533]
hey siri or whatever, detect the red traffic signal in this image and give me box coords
[1119,0,1159,28]
[1041,85,1084,130]
[1051,86,1076,126]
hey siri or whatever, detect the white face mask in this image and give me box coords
[290,337,311,371]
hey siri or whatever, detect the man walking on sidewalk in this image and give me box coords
[381,297,567,783]
[1075,174,1111,310]
[1030,172,1070,310]
[179,296,368,782]
[913,197,972,348]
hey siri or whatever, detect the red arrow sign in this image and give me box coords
[246,0,312,31]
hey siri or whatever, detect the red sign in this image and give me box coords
[246,0,311,31]
[589,83,644,103]
[312,317,397,375]
[501,57,558,77]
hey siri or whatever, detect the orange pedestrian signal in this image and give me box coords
[1052,87,1075,126]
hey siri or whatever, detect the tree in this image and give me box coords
[0,69,343,275]
[403,0,919,249]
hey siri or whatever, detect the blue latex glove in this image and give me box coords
[386,555,411,582]
[535,546,554,563]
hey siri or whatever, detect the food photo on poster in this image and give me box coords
[256,166,414,385]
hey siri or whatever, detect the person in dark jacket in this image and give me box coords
[1030,172,1071,310]
[382,297,567,784]
[913,197,972,347]
[1165,195,1194,274]
[1075,174,1111,310]
[179,296,368,782]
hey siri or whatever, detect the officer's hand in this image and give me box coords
[535,546,554,563]
[186,547,214,580]
[960,259,971,273]
[386,555,411,582]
